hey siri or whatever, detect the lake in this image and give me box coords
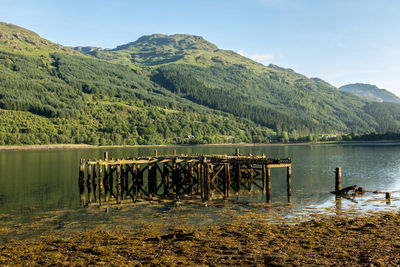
[1,143,400,241]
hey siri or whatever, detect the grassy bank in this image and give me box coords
[1,212,400,266]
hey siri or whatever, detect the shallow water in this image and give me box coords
[0,144,400,240]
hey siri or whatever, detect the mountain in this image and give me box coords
[339,83,400,104]
[2,22,400,146]
[0,22,77,56]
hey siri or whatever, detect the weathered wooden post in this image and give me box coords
[335,167,342,193]
[235,148,240,156]
[386,192,391,203]
[116,164,121,204]
[287,166,292,198]
[79,159,86,207]
[266,167,271,204]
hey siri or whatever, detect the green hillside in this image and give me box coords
[1,23,400,145]
[339,83,400,104]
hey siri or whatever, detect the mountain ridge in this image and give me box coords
[339,83,400,104]
[1,22,400,145]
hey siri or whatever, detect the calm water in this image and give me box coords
[1,144,400,240]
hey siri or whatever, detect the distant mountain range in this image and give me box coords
[1,21,400,145]
[339,83,400,104]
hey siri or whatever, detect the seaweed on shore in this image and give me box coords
[1,212,400,266]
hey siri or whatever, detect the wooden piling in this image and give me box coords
[266,167,271,204]
[287,166,292,198]
[386,192,391,202]
[335,167,342,193]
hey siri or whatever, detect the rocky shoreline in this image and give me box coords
[1,212,400,266]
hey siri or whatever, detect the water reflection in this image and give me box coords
[0,144,400,231]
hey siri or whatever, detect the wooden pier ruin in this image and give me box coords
[78,149,292,207]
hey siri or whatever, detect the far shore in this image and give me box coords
[0,140,400,151]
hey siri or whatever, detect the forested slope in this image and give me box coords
[1,23,400,145]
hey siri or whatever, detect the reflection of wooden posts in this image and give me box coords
[79,159,85,206]
[98,164,104,206]
[120,164,125,199]
[148,164,157,195]
[287,166,292,198]
[235,164,241,193]
[103,152,109,202]
[335,196,342,211]
[262,164,266,194]
[87,164,92,203]
[189,163,195,195]
[249,164,253,192]
[92,165,97,202]
[199,163,204,201]
[124,165,129,199]
[108,165,114,200]
[223,163,230,199]
[80,152,293,206]
[206,163,211,200]
[132,165,138,202]
[172,159,178,199]
[162,163,169,196]
[266,167,271,204]
[116,164,121,204]
[137,165,143,198]
[335,167,342,193]
[386,192,391,204]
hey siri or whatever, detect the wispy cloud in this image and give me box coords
[237,50,275,63]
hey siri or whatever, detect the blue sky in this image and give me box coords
[2,0,400,95]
